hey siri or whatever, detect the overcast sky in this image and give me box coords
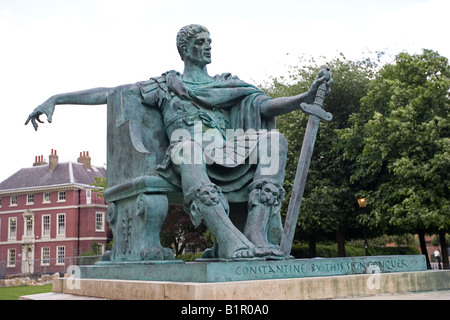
[0,0,448,182]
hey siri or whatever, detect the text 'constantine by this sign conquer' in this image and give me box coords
[209,255,427,282]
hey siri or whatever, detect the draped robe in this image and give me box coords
[137,71,277,193]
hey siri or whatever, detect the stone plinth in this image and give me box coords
[81,255,427,282]
[44,270,450,300]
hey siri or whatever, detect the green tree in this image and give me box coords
[91,178,208,256]
[338,49,450,267]
[91,176,107,196]
[264,54,378,256]
[160,205,208,256]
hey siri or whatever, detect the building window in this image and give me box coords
[86,190,92,204]
[26,194,34,205]
[25,216,34,237]
[41,247,50,266]
[58,191,66,202]
[8,217,17,239]
[0,197,2,208]
[95,212,105,232]
[42,215,51,238]
[43,192,51,203]
[10,196,17,206]
[57,214,66,237]
[56,246,65,265]
[7,249,16,267]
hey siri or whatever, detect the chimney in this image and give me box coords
[48,149,59,172]
[33,155,48,167]
[77,151,92,170]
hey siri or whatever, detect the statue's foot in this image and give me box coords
[140,245,175,260]
[256,246,285,258]
[203,243,255,260]
[186,183,259,261]
[229,247,255,259]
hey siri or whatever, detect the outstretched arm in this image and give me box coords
[260,74,332,118]
[25,84,138,131]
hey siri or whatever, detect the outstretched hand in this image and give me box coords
[25,98,56,131]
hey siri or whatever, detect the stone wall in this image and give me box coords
[0,273,60,287]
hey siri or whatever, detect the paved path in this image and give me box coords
[19,292,108,300]
[337,290,450,300]
[22,290,450,300]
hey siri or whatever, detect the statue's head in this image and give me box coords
[176,24,210,62]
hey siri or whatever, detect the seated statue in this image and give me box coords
[26,24,331,261]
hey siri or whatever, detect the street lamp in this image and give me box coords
[357,197,367,208]
[358,197,369,256]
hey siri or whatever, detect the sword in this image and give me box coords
[280,66,333,256]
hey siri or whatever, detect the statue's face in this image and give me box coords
[184,31,212,66]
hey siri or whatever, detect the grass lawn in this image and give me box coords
[0,284,53,300]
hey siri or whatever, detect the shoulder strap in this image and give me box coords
[137,74,167,95]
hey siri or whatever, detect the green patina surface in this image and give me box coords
[80,255,426,283]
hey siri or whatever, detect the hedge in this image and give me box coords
[290,243,420,259]
[176,245,420,261]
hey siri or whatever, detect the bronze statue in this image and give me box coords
[26,24,332,261]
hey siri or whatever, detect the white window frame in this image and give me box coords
[86,190,92,205]
[10,196,17,207]
[57,213,66,237]
[42,215,51,238]
[41,247,50,266]
[7,248,16,267]
[43,192,51,204]
[8,217,17,240]
[56,246,65,265]
[26,194,34,205]
[58,191,66,202]
[24,215,34,237]
[95,212,105,232]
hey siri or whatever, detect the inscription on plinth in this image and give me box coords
[212,255,422,282]
[80,255,427,283]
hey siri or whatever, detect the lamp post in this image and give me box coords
[358,197,369,256]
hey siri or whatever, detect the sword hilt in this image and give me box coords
[314,81,328,107]
[314,65,331,106]
[300,66,333,121]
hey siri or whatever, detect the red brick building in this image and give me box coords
[0,150,108,277]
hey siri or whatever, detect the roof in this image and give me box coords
[0,162,106,194]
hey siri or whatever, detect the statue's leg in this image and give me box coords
[244,179,285,257]
[173,139,259,260]
[244,131,288,257]
[185,183,259,259]
[253,131,288,184]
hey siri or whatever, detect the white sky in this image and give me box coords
[0,0,449,182]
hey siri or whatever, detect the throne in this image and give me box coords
[103,89,249,261]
